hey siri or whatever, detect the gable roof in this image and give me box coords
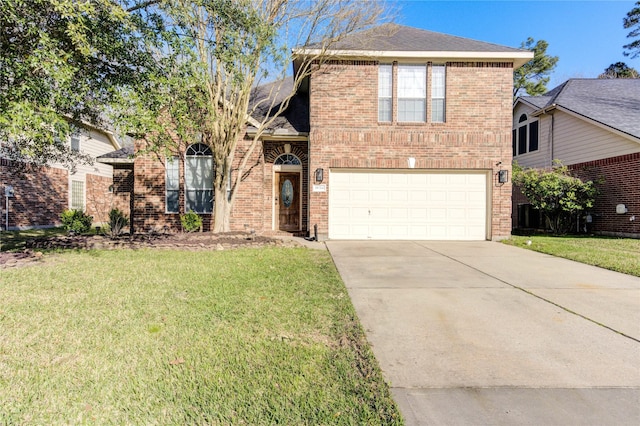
[517,79,640,140]
[247,77,309,138]
[295,23,532,67]
[96,145,134,165]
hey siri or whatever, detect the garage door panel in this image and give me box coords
[448,209,466,220]
[448,191,467,202]
[329,170,487,240]
[370,190,389,203]
[351,190,370,203]
[430,208,447,221]
[430,191,447,202]
[390,191,408,202]
[410,208,428,219]
[389,208,408,219]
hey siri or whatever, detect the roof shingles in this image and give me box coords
[518,79,640,139]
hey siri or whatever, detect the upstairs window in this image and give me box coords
[431,65,446,123]
[378,63,444,124]
[513,113,539,156]
[378,64,393,122]
[71,136,80,152]
[397,65,426,122]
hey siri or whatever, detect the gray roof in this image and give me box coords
[314,23,526,53]
[97,145,134,164]
[518,79,640,139]
[248,77,309,135]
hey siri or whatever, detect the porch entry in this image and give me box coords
[275,172,300,231]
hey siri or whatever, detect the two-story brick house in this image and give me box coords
[99,24,531,240]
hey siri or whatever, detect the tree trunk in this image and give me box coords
[213,185,231,232]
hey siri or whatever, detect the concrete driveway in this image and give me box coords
[326,241,640,425]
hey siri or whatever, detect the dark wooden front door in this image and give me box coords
[277,173,300,231]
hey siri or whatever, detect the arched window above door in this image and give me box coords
[274,153,301,165]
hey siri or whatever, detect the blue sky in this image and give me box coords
[395,0,637,89]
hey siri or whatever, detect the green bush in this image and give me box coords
[104,208,129,238]
[180,211,202,233]
[513,161,600,235]
[60,209,93,234]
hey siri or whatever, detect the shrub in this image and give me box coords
[180,211,202,233]
[103,208,129,238]
[60,209,93,234]
[513,161,600,235]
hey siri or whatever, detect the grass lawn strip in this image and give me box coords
[0,248,402,424]
[503,235,640,277]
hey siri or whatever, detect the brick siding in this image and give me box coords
[1,158,68,229]
[86,174,114,224]
[570,153,640,237]
[308,60,515,239]
[131,136,268,233]
[129,60,516,239]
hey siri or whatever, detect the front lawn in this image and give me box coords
[503,235,640,277]
[0,248,402,424]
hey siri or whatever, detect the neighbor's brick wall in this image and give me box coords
[512,153,640,238]
[0,158,68,229]
[570,153,640,237]
[308,60,515,239]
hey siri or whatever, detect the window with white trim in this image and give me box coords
[513,113,539,156]
[274,153,301,165]
[185,143,213,213]
[397,65,426,122]
[378,64,393,122]
[71,180,84,211]
[431,65,446,122]
[166,156,179,213]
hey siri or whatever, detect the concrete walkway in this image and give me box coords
[326,241,640,425]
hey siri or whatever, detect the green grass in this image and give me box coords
[503,235,640,277]
[0,248,402,424]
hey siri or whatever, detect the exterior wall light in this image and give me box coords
[315,168,324,183]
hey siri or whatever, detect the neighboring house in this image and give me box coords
[1,123,121,230]
[99,23,531,240]
[513,78,640,237]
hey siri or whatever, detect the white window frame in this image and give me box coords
[431,64,446,123]
[397,64,426,122]
[70,180,85,211]
[378,64,393,122]
[185,143,214,214]
[513,114,539,156]
[165,156,180,213]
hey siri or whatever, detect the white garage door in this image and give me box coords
[329,170,488,240]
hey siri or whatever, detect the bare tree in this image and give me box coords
[113,0,386,231]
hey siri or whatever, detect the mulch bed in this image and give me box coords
[1,232,301,269]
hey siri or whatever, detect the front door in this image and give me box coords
[277,172,300,231]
